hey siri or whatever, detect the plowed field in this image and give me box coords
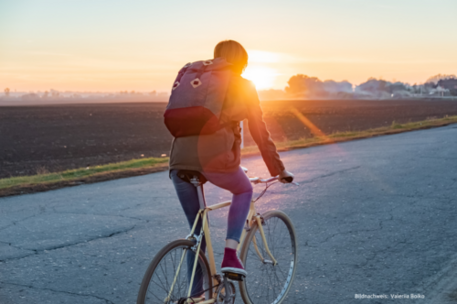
[1,99,457,178]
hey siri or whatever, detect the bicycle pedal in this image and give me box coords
[224,272,245,281]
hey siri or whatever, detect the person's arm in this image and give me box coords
[244,82,289,178]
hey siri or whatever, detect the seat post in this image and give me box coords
[190,176,207,210]
[195,184,206,210]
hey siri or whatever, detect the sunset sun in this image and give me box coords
[242,50,280,90]
[242,66,277,90]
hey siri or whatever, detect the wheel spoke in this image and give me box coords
[240,212,297,304]
[138,241,211,304]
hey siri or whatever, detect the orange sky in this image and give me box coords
[1,0,456,92]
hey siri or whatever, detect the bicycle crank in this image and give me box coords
[216,278,236,304]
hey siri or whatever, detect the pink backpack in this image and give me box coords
[164,58,233,137]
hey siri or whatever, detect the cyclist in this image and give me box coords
[168,40,294,297]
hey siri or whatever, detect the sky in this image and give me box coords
[1,0,456,92]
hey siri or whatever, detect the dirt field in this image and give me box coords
[1,99,457,179]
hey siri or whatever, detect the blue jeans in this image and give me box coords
[170,167,253,296]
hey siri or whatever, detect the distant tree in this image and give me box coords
[412,83,422,94]
[43,91,49,98]
[426,74,456,84]
[322,80,353,93]
[50,89,59,98]
[357,78,390,94]
[437,78,457,96]
[21,93,40,100]
[389,82,409,94]
[4,88,10,97]
[285,74,323,96]
[285,74,354,98]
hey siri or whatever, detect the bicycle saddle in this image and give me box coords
[177,170,207,184]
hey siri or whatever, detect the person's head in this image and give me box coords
[214,40,248,75]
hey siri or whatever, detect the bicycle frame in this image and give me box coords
[169,176,278,303]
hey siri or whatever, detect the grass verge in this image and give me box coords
[241,115,457,155]
[1,115,457,197]
[0,157,169,197]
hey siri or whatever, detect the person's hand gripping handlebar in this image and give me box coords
[278,169,294,184]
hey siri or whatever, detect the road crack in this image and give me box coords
[53,211,149,223]
[0,225,136,263]
[318,224,381,244]
[0,281,115,304]
[299,166,361,184]
[0,214,38,233]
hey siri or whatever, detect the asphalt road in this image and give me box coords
[1,125,457,304]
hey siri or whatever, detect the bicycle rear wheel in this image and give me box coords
[137,239,212,304]
[239,210,298,304]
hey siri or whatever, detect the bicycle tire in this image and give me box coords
[239,210,298,304]
[137,239,213,304]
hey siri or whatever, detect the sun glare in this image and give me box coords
[248,50,281,63]
[242,50,281,89]
[242,66,277,90]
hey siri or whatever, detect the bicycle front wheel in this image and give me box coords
[239,210,298,304]
[137,239,212,304]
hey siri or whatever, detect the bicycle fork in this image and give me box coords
[253,215,278,265]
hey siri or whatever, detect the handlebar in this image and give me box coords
[247,171,297,202]
[243,166,295,184]
[249,176,277,184]
[249,176,294,184]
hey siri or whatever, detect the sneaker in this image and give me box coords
[221,247,247,276]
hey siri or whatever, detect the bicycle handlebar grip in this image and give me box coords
[282,176,294,183]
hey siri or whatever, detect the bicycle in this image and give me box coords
[137,167,298,304]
